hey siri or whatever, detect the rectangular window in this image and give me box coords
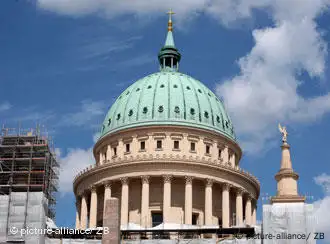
[156,140,162,149]
[174,140,179,149]
[190,142,196,152]
[206,145,210,154]
[192,214,198,225]
[218,149,222,159]
[125,143,130,153]
[140,141,145,150]
[113,147,117,156]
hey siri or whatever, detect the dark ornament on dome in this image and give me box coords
[158,106,164,113]
[147,85,152,89]
[173,84,178,88]
[190,108,195,115]
[128,109,133,116]
[117,114,121,120]
[136,88,140,92]
[225,121,229,128]
[160,84,165,88]
[186,86,191,90]
[198,89,202,93]
[126,91,130,95]
[216,116,220,123]
[143,107,148,114]
[174,106,180,113]
[204,111,209,118]
[108,118,111,126]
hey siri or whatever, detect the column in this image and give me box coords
[121,177,129,226]
[75,200,81,229]
[141,176,150,228]
[106,145,111,162]
[163,175,172,223]
[221,146,229,164]
[89,186,98,228]
[104,181,112,206]
[118,139,124,158]
[132,135,138,154]
[204,179,213,226]
[252,200,257,225]
[212,141,218,159]
[230,152,236,167]
[222,183,230,228]
[99,151,104,165]
[184,176,193,225]
[245,195,252,226]
[80,193,88,229]
[235,188,243,226]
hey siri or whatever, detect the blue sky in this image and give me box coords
[1,0,330,239]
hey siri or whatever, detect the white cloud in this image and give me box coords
[215,0,330,153]
[58,147,94,194]
[58,100,106,128]
[35,0,330,153]
[313,174,330,242]
[36,0,209,18]
[0,102,12,112]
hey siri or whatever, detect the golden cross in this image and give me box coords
[167,9,175,21]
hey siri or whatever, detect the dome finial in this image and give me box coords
[158,9,181,72]
[167,9,175,32]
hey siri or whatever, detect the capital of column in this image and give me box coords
[104,181,112,188]
[205,178,213,187]
[236,187,244,196]
[163,174,173,183]
[89,185,97,193]
[120,177,129,185]
[185,176,193,185]
[245,193,253,201]
[141,175,150,184]
[222,182,232,191]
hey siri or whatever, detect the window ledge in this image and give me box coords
[139,149,146,152]
[155,148,163,151]
[190,150,196,153]
[172,148,181,152]
[124,152,131,155]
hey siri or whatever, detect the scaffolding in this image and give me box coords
[0,125,59,242]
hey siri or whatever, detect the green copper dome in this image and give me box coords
[99,15,236,141]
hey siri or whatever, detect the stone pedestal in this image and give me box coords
[102,198,121,244]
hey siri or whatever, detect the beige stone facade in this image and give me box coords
[73,126,260,229]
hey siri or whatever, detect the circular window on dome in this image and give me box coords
[108,118,111,126]
[173,84,178,88]
[216,116,220,123]
[198,89,202,93]
[160,84,165,88]
[204,111,209,118]
[190,108,195,115]
[147,85,152,89]
[158,105,164,113]
[128,109,133,116]
[174,106,180,113]
[117,113,121,120]
[136,88,140,92]
[143,107,148,114]
[186,86,191,90]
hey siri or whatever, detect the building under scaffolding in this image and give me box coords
[0,125,59,243]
